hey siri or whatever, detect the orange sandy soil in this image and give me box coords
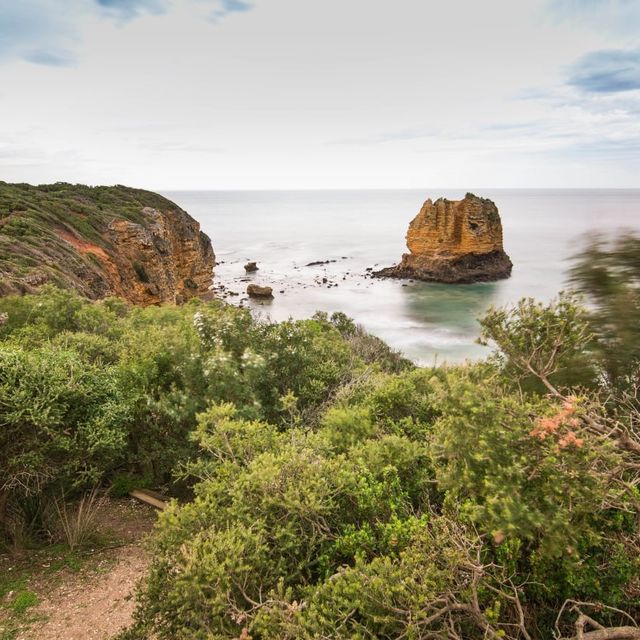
[57,229,111,262]
[0,499,158,640]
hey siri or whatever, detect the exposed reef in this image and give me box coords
[375,193,512,283]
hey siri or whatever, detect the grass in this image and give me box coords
[10,591,38,615]
[0,571,40,639]
[0,181,189,298]
[0,493,118,637]
[53,489,107,550]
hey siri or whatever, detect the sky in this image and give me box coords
[0,0,639,189]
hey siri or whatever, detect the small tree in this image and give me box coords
[478,294,594,396]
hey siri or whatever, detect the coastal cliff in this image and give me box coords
[375,193,512,283]
[0,182,215,305]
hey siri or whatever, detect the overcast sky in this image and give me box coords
[0,0,639,189]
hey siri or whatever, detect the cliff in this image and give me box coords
[0,182,215,305]
[375,193,512,283]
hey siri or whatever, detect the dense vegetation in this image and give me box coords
[0,182,185,297]
[1,234,640,639]
[0,287,407,545]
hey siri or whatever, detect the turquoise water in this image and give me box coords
[164,189,640,365]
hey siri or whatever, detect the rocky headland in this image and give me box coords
[0,182,215,305]
[375,193,512,283]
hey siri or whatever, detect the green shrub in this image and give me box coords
[124,400,438,639]
[0,288,402,542]
[0,344,128,540]
[2,283,639,638]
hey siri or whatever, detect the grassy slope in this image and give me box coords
[0,182,187,297]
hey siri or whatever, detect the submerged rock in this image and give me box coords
[306,259,336,266]
[375,193,512,283]
[244,261,258,272]
[247,284,274,298]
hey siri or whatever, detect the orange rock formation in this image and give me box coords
[103,207,215,305]
[376,193,512,283]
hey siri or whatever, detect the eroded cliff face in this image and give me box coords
[375,193,512,283]
[0,183,215,305]
[103,207,215,305]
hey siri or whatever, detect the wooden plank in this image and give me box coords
[138,488,166,502]
[130,489,167,510]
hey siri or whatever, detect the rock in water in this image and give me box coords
[247,284,273,298]
[375,193,512,283]
[244,261,258,272]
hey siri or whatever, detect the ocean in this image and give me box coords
[163,189,640,365]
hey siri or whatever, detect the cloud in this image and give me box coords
[210,0,254,21]
[568,49,640,93]
[0,0,80,66]
[137,140,226,154]
[0,0,255,66]
[94,0,169,20]
[548,0,640,35]
[331,127,437,146]
[220,0,253,10]
[23,48,76,67]
[331,97,640,170]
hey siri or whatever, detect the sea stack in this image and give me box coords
[375,193,512,284]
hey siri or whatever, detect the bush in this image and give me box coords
[569,232,640,389]
[109,473,151,498]
[123,400,437,639]
[2,283,640,638]
[0,287,402,543]
[0,344,128,541]
[121,288,640,639]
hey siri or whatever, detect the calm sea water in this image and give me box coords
[163,190,640,365]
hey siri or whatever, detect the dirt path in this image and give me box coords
[18,544,148,640]
[3,499,158,640]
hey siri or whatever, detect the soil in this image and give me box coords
[3,498,158,640]
[18,544,148,640]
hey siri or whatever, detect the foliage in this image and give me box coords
[116,283,640,639]
[3,240,640,638]
[123,364,639,639]
[478,293,596,394]
[8,591,38,615]
[0,287,400,544]
[569,232,640,389]
[123,399,438,640]
[0,343,128,541]
[109,473,151,498]
[431,370,611,556]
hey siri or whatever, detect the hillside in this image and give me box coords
[0,182,215,305]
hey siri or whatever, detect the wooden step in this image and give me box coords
[130,489,168,510]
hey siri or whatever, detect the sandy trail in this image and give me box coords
[18,543,149,640]
[6,499,157,640]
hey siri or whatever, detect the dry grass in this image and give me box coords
[52,489,107,550]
